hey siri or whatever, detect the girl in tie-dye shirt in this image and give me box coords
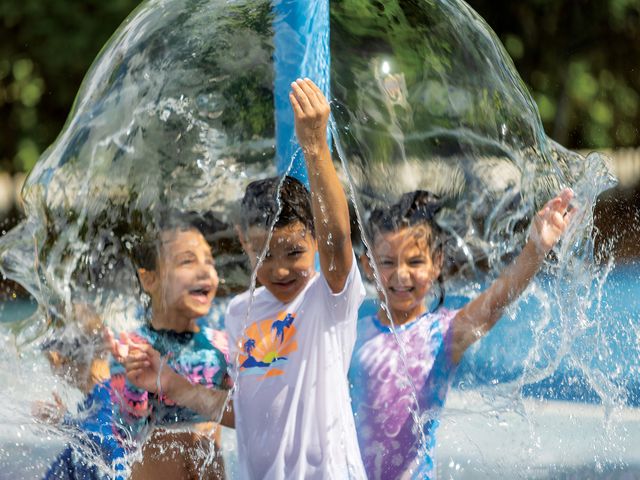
[350,188,575,479]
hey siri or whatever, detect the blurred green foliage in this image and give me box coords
[0,0,141,174]
[468,0,640,149]
[1,0,638,175]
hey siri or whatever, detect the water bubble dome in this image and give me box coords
[0,0,614,319]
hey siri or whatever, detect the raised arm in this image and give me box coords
[290,78,353,293]
[451,188,575,365]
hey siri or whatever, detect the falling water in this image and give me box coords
[1,0,636,479]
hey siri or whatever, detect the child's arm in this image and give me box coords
[451,188,575,365]
[112,337,235,428]
[290,78,353,293]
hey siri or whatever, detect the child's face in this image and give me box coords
[240,221,317,304]
[367,225,441,320]
[141,229,219,320]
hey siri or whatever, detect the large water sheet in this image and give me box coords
[0,0,634,478]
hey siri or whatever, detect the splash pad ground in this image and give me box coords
[2,397,639,479]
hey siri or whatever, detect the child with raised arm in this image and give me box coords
[108,212,232,479]
[349,188,575,479]
[225,78,366,479]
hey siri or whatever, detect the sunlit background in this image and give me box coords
[2,0,638,275]
[1,1,639,479]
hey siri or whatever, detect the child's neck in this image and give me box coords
[150,304,196,333]
[377,306,425,327]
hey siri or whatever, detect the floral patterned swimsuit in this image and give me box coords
[110,317,231,450]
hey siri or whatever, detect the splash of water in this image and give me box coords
[329,1,619,476]
[0,0,630,478]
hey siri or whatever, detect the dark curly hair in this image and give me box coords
[239,175,314,236]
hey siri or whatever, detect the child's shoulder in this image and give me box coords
[226,285,268,315]
[194,318,229,356]
[423,307,459,335]
[433,306,458,322]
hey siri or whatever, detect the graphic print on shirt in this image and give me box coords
[237,312,297,378]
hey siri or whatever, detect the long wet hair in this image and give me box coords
[130,210,225,315]
[368,190,446,310]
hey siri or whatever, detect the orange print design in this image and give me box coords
[237,311,298,378]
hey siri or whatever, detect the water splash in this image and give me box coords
[0,0,633,478]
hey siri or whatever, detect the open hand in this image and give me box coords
[289,78,330,156]
[105,328,131,362]
[529,187,575,254]
[122,342,165,394]
[106,329,168,395]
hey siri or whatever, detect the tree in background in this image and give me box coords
[1,0,639,175]
[468,0,640,150]
[0,0,141,174]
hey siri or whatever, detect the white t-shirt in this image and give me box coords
[225,258,366,479]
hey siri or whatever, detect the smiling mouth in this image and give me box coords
[390,286,414,294]
[272,279,297,289]
[189,286,212,303]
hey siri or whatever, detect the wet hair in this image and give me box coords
[40,304,106,364]
[132,210,225,271]
[40,329,106,363]
[368,190,446,308]
[239,176,315,236]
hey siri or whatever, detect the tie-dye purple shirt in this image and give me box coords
[349,308,459,480]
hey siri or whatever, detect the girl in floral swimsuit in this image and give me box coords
[109,213,232,479]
